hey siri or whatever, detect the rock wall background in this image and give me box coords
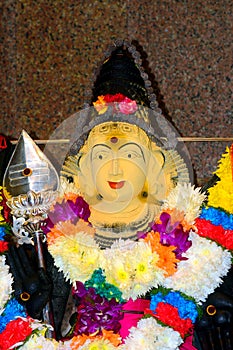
[1,0,232,183]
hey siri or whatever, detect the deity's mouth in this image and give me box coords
[108,181,125,189]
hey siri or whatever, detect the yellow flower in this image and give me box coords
[105,262,130,288]
[116,268,130,282]
[208,146,233,213]
[0,207,4,222]
[48,232,101,283]
[93,95,108,114]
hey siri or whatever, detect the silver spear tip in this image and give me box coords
[3,130,59,199]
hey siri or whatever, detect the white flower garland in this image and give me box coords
[163,231,233,302]
[0,255,13,315]
[49,232,101,283]
[162,183,206,224]
[121,317,182,350]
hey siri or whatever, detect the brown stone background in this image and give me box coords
[1,0,232,184]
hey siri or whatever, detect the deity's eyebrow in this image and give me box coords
[118,142,145,162]
[92,144,112,150]
[91,144,112,161]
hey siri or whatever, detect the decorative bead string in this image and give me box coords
[10,137,233,145]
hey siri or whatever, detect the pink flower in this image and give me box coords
[93,94,138,115]
[119,97,137,114]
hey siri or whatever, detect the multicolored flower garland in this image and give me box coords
[93,93,138,115]
[195,146,233,250]
[43,182,231,348]
[1,140,233,349]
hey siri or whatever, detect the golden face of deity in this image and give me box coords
[77,122,167,219]
[91,138,147,203]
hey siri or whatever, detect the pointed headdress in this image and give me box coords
[57,40,192,186]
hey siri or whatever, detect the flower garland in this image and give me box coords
[207,146,233,213]
[1,139,233,349]
[0,181,209,350]
[46,195,190,300]
[0,255,13,316]
[73,281,124,336]
[43,183,232,347]
[122,317,183,350]
[195,146,233,250]
[0,317,33,350]
[93,93,138,115]
[40,185,231,349]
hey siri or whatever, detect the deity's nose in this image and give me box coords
[109,158,123,176]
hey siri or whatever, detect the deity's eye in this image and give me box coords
[92,148,112,162]
[120,150,142,159]
[118,143,145,162]
[95,153,105,160]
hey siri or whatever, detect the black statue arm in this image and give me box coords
[45,249,71,339]
[193,267,233,350]
[6,243,71,340]
[7,244,52,319]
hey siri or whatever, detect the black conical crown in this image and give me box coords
[92,46,150,107]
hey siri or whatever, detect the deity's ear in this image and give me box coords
[78,152,98,204]
[147,148,173,203]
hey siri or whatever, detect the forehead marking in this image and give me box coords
[110,137,118,144]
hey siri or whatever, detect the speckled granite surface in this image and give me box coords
[1,0,232,183]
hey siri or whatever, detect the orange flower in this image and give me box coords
[102,329,122,346]
[47,219,95,245]
[64,192,80,202]
[70,329,121,348]
[93,95,108,114]
[70,334,89,348]
[58,219,95,237]
[145,231,178,276]
[46,225,65,245]
[163,209,194,231]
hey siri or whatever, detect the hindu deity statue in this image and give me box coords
[59,44,191,249]
[1,41,233,350]
[60,122,190,249]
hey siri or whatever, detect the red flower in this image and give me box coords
[0,240,8,252]
[0,317,33,350]
[146,303,193,338]
[104,93,125,103]
[94,94,138,115]
[195,218,233,250]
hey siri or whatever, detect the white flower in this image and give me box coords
[121,317,182,350]
[163,231,232,302]
[18,334,66,350]
[77,338,117,350]
[101,239,165,300]
[0,255,13,314]
[162,183,206,224]
[48,232,101,284]
[59,177,81,197]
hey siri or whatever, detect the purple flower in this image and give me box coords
[73,282,123,335]
[42,196,90,234]
[69,196,90,222]
[151,212,192,260]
